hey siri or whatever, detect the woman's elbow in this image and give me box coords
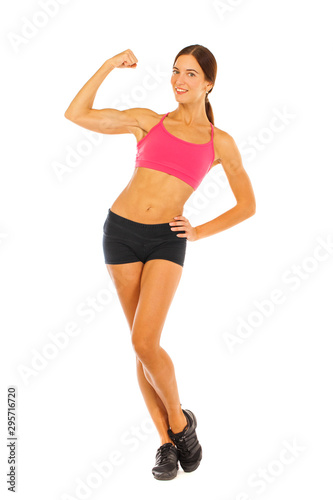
[238,199,256,217]
[249,200,256,215]
[247,194,256,215]
[64,108,75,120]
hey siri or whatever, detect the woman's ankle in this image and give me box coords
[160,437,175,446]
[168,411,188,434]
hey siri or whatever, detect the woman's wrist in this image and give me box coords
[105,59,116,71]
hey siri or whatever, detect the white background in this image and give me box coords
[1,0,333,498]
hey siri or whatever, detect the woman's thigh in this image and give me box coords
[106,261,144,330]
[106,258,183,341]
[131,259,183,353]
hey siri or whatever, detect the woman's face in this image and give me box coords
[171,54,212,104]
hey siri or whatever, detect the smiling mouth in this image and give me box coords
[175,88,188,94]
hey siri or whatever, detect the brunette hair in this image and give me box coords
[173,44,217,125]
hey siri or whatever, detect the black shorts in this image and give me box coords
[102,209,187,267]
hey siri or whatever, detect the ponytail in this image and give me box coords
[205,90,214,125]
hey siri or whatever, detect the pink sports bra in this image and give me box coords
[135,112,215,190]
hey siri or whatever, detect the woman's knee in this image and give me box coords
[131,331,159,363]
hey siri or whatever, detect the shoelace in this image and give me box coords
[156,444,175,464]
[173,435,191,456]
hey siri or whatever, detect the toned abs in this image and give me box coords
[111,166,195,224]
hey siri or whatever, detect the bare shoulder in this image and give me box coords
[125,107,161,127]
[126,108,166,141]
[212,126,243,171]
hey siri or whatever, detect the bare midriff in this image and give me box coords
[110,166,195,224]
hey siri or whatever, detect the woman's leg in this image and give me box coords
[136,359,172,446]
[130,258,188,434]
[105,261,177,445]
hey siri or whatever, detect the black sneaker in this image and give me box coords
[167,409,202,473]
[151,443,179,480]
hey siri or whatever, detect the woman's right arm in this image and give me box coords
[64,50,146,135]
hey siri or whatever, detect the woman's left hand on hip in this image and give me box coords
[169,216,198,242]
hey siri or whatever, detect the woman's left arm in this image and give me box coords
[170,131,256,241]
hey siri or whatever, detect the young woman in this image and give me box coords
[65,45,256,481]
